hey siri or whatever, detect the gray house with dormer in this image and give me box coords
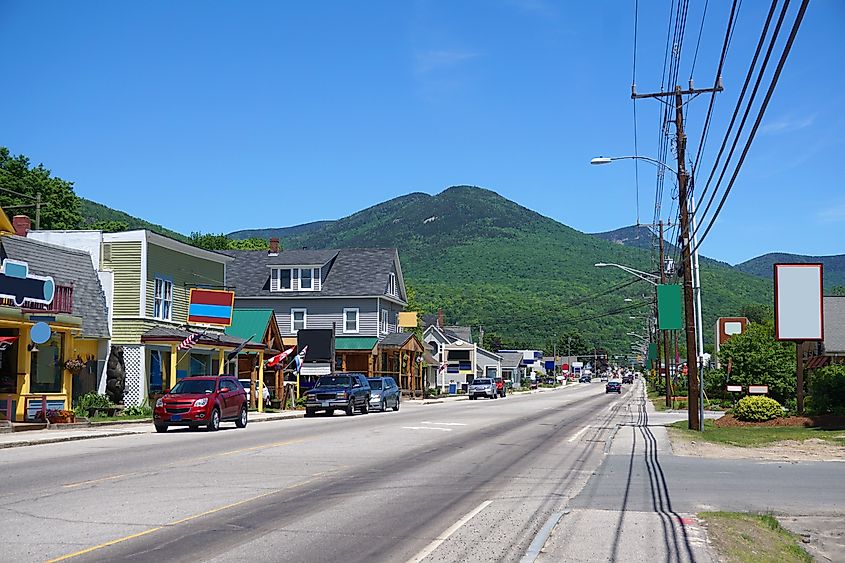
[224,242,408,374]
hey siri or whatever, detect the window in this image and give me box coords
[300,268,312,289]
[281,269,292,290]
[343,308,359,333]
[270,268,317,292]
[291,308,307,332]
[380,309,388,333]
[387,272,396,296]
[153,277,173,320]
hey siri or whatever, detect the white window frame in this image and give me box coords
[380,308,388,334]
[387,272,396,296]
[153,277,173,320]
[281,268,292,290]
[291,308,307,332]
[300,267,313,290]
[343,308,360,334]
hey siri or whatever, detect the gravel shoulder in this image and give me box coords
[668,430,845,462]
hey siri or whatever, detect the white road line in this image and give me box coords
[407,500,493,563]
[402,426,453,432]
[567,425,591,443]
[420,421,467,426]
[607,403,617,411]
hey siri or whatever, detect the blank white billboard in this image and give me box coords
[774,264,823,341]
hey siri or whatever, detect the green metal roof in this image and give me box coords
[335,336,379,351]
[225,309,274,342]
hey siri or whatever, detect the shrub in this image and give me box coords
[295,396,307,408]
[73,392,112,417]
[733,396,783,422]
[122,404,152,417]
[808,364,845,415]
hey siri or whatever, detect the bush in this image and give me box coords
[122,404,152,417]
[733,396,783,422]
[295,396,307,408]
[808,364,845,415]
[73,392,112,417]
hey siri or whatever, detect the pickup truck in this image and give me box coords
[305,373,371,416]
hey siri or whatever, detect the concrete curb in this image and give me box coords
[0,430,145,450]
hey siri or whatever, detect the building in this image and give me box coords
[423,323,501,391]
[28,229,263,406]
[0,214,110,421]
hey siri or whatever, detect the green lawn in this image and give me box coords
[699,512,812,563]
[670,419,845,447]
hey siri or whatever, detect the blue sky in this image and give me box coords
[1,0,842,264]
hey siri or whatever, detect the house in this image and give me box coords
[28,229,264,406]
[423,322,501,392]
[224,241,423,387]
[225,308,284,406]
[498,351,525,386]
[805,296,845,370]
[0,214,110,421]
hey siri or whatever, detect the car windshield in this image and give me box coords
[170,379,216,394]
[474,379,491,385]
[367,379,383,389]
[317,376,351,386]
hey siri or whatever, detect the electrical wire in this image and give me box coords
[691,0,809,254]
[632,0,641,225]
[688,0,709,81]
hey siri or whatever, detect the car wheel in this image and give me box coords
[361,399,369,414]
[154,423,168,433]
[207,408,220,431]
[305,407,315,417]
[346,400,355,416]
[235,406,248,428]
[380,399,386,412]
[326,409,334,416]
[393,397,400,411]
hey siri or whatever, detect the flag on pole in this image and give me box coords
[294,346,308,372]
[266,346,295,368]
[178,331,203,351]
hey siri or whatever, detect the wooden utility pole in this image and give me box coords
[796,341,805,414]
[633,81,722,431]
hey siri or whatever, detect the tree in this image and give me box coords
[89,220,129,233]
[228,237,269,250]
[0,147,81,229]
[718,321,795,404]
[190,232,271,251]
[739,302,773,324]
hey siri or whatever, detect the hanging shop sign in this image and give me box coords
[0,259,55,307]
[187,289,235,326]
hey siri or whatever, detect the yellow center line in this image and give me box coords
[45,470,333,563]
[62,473,139,489]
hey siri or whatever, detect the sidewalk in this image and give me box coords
[0,410,304,450]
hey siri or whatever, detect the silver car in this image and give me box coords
[468,378,497,400]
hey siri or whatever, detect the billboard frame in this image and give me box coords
[773,263,824,342]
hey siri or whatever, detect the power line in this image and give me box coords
[692,0,809,254]
[688,0,709,81]
[632,0,641,225]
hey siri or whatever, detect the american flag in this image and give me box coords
[178,332,202,351]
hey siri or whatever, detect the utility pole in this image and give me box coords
[633,81,722,431]
[659,221,672,409]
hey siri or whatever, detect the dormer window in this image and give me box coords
[270,267,321,292]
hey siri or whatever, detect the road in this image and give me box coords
[0,382,635,562]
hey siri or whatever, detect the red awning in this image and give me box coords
[0,337,18,351]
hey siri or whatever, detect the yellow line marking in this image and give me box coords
[45,471,329,563]
[62,473,139,489]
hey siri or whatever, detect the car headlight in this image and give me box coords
[155,397,163,408]
[371,393,380,400]
[336,392,347,399]
[193,398,208,407]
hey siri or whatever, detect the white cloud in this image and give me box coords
[760,113,816,135]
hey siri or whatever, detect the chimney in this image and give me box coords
[437,308,444,329]
[268,237,280,256]
[12,215,31,237]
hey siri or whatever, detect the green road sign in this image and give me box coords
[657,284,683,330]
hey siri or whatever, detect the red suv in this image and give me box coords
[153,375,248,432]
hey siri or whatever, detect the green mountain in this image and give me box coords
[229,186,772,353]
[79,197,190,242]
[736,253,845,290]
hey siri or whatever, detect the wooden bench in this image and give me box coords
[86,406,124,418]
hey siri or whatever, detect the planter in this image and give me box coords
[45,410,76,424]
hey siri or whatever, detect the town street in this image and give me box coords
[2,383,633,562]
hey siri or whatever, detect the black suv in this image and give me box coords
[305,373,371,416]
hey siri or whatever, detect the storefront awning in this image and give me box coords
[140,326,264,352]
[336,336,379,351]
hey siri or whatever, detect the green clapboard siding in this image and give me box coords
[146,243,226,324]
[103,241,142,319]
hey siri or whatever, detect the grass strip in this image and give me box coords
[670,419,845,447]
[700,512,812,563]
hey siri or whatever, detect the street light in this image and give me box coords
[592,152,705,431]
[595,262,659,285]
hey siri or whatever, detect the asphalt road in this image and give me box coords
[0,382,636,563]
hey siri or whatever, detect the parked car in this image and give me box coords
[600,373,609,382]
[468,378,497,400]
[305,373,371,416]
[621,374,634,384]
[153,375,248,432]
[606,380,622,394]
[367,376,400,412]
[579,374,592,383]
[238,378,271,406]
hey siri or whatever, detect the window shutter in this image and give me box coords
[270,269,279,292]
[314,268,321,291]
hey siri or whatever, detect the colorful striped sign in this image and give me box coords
[188,289,235,326]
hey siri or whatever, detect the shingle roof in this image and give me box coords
[498,351,524,369]
[444,326,473,343]
[0,235,110,338]
[824,296,845,354]
[223,247,406,302]
[141,326,263,349]
[379,332,414,347]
